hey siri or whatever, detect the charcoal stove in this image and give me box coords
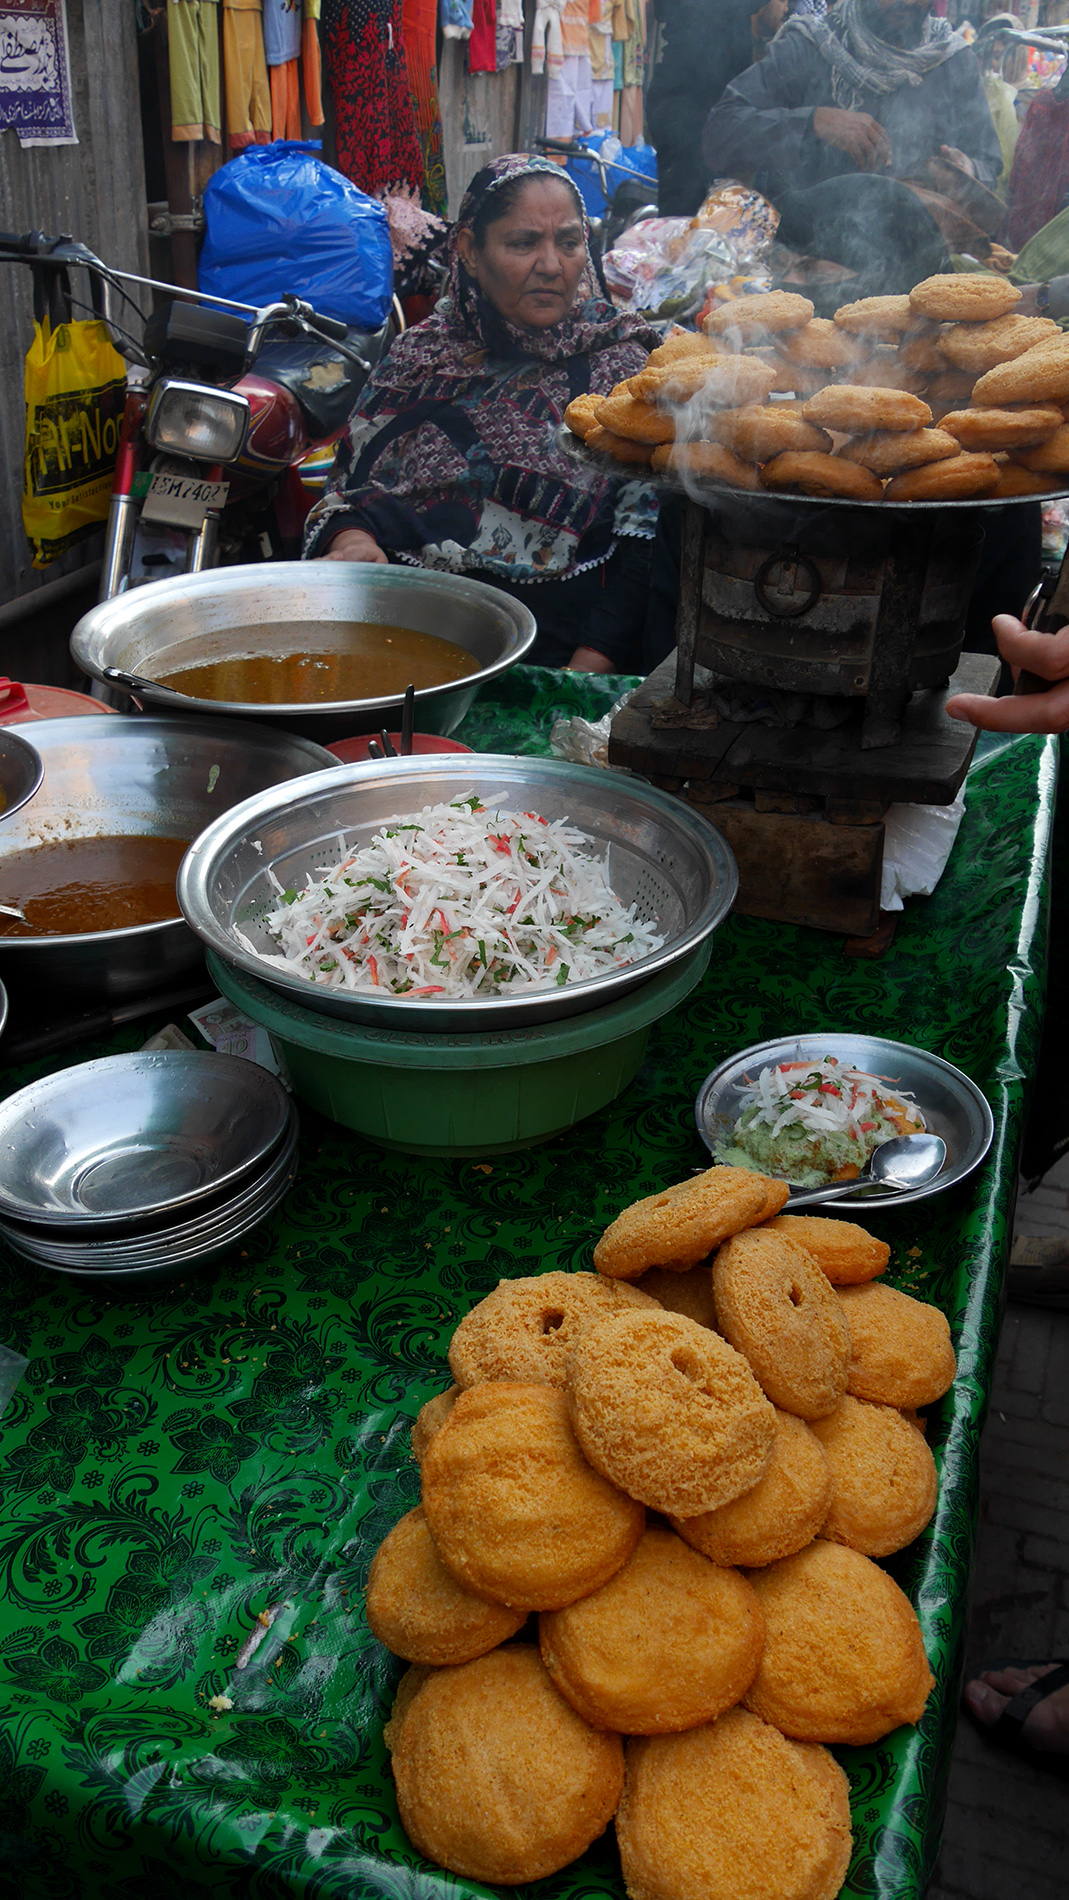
[609,487,1017,940]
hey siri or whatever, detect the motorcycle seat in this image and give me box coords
[252,327,386,437]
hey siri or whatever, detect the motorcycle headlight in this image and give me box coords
[145,380,250,461]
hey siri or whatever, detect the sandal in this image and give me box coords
[964,1658,1069,1777]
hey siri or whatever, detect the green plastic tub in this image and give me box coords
[205,945,713,1157]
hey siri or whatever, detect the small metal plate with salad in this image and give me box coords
[694,1033,994,1210]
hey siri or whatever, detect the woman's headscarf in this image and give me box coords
[303,154,662,585]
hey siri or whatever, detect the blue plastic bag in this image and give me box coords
[198,142,394,331]
[565,134,658,220]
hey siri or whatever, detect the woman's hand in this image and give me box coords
[566,646,616,674]
[319,528,388,563]
[946,614,1069,733]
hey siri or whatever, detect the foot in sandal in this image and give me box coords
[963,1661,1069,1768]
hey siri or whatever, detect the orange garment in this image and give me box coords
[302,1,324,127]
[223,0,271,149]
[270,56,301,136]
[561,0,589,58]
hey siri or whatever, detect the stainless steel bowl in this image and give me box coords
[0,728,43,823]
[694,1032,994,1210]
[177,754,739,1031]
[0,715,335,1004]
[0,1120,299,1280]
[0,1115,299,1264]
[0,977,7,1041]
[70,562,538,741]
[0,1051,293,1227]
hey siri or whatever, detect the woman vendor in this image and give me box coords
[302,154,663,674]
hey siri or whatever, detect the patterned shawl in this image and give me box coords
[783,0,968,113]
[303,154,662,584]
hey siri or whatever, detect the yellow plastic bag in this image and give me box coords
[22,304,127,568]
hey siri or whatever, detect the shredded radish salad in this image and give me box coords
[252,792,665,998]
[715,1056,927,1186]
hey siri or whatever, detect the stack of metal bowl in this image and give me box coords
[174,755,740,1156]
[0,1051,297,1280]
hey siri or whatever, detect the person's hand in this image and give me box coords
[946,614,1069,733]
[939,144,976,178]
[751,0,787,41]
[566,646,616,674]
[1012,282,1045,318]
[812,107,892,171]
[319,528,388,563]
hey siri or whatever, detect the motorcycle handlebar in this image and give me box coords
[308,311,348,342]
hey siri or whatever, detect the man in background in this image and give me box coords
[701,0,1001,298]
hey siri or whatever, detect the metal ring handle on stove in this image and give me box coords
[753,546,823,620]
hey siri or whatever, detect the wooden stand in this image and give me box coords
[609,650,999,937]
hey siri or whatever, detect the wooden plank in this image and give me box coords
[608,652,1001,804]
[438,46,521,215]
[690,801,885,936]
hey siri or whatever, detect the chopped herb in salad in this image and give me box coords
[714,1056,926,1187]
[247,792,664,999]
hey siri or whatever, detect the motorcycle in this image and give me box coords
[0,231,398,598]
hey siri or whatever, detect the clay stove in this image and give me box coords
[609,492,1004,939]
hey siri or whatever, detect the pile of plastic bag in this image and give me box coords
[602,181,780,322]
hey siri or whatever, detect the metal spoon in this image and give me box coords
[0,902,29,924]
[378,728,398,757]
[785,1132,948,1207]
[102,666,190,702]
[401,684,415,756]
[367,739,386,761]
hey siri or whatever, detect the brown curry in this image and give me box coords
[0,836,190,936]
[155,622,478,704]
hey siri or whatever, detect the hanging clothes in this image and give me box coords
[589,0,614,128]
[546,0,593,135]
[495,0,524,68]
[223,0,272,149]
[263,0,301,59]
[264,0,302,139]
[168,0,222,143]
[615,0,644,146]
[302,0,325,126]
[546,56,593,136]
[322,0,426,195]
[441,0,474,34]
[469,0,497,70]
[532,0,565,75]
[402,0,447,213]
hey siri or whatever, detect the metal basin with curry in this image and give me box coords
[0,715,334,1004]
[70,563,538,741]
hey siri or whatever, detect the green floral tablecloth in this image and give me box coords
[0,675,1056,1900]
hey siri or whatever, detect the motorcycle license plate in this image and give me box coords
[140,472,229,530]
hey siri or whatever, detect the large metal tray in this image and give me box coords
[557,422,1069,510]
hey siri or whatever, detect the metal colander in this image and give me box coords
[177,754,738,1031]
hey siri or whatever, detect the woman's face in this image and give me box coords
[457,177,587,330]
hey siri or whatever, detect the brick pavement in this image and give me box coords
[927,1155,1069,1899]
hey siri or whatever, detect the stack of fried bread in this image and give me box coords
[369,1166,955,1900]
[564,271,1069,502]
